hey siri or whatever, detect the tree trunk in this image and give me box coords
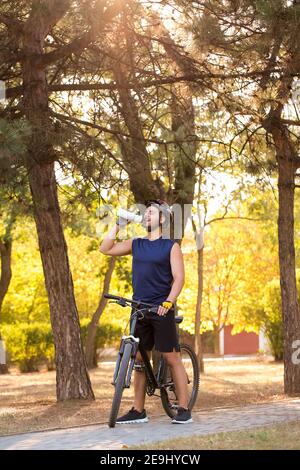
[85,256,116,369]
[0,238,12,313]
[28,163,94,399]
[0,228,13,374]
[213,326,220,356]
[277,153,300,394]
[194,244,204,372]
[111,56,163,202]
[22,9,94,400]
[262,111,300,395]
[170,87,197,242]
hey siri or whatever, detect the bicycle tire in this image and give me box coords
[108,342,133,428]
[160,343,200,419]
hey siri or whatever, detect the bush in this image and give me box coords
[1,323,54,372]
[264,318,284,361]
[80,318,123,363]
[262,279,284,361]
[1,320,123,372]
[80,319,123,347]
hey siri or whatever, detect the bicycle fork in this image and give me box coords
[112,335,140,388]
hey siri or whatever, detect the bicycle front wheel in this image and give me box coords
[160,343,200,419]
[108,342,133,428]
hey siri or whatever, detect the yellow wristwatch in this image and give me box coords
[161,301,173,309]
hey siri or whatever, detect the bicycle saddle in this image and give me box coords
[175,316,183,324]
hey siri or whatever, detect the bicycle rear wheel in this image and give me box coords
[108,342,133,428]
[160,343,199,419]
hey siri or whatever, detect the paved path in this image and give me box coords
[1,399,300,450]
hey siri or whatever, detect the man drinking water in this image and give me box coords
[99,199,192,424]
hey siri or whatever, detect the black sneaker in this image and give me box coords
[172,407,193,424]
[116,407,149,424]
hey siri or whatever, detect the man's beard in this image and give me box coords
[146,223,161,232]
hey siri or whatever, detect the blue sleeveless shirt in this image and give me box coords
[132,236,176,305]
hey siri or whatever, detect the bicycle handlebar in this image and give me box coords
[104,293,158,310]
[104,293,125,302]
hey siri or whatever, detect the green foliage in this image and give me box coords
[1,221,50,323]
[254,0,286,20]
[1,322,54,372]
[189,11,225,50]
[262,279,283,361]
[260,272,300,361]
[114,257,132,291]
[0,118,31,161]
[1,319,123,372]
[80,318,123,350]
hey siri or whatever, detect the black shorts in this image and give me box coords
[130,307,180,353]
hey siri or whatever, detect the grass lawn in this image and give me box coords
[131,421,300,450]
[0,357,285,436]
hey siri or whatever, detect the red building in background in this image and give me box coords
[219,325,269,356]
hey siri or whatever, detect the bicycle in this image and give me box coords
[104,293,200,428]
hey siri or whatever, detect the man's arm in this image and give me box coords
[157,242,185,316]
[166,242,185,304]
[99,223,132,256]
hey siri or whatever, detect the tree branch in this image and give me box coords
[0,14,24,35]
[6,69,286,98]
[50,109,227,148]
[24,0,71,31]
[206,215,262,225]
[34,0,124,68]
[292,156,300,168]
[281,118,300,126]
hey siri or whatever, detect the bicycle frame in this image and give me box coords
[112,306,165,393]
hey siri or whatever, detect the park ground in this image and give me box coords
[131,421,300,450]
[0,357,287,436]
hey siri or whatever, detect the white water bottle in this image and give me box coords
[117,208,143,225]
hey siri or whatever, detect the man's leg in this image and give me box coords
[162,351,188,409]
[133,350,151,412]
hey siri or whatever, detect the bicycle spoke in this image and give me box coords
[160,343,200,418]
